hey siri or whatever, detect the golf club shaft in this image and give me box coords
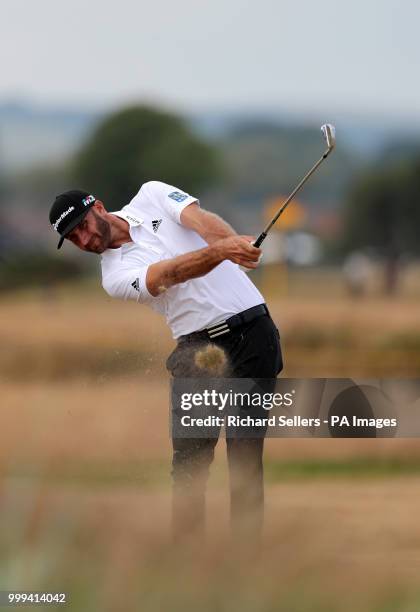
[253,148,332,248]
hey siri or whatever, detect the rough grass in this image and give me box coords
[2,474,420,611]
[2,271,420,610]
[2,279,420,380]
[2,377,420,609]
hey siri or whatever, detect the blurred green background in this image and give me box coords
[2,1,420,610]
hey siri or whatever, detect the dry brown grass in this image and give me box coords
[3,377,420,468]
[1,274,420,609]
[2,473,420,610]
[2,377,420,610]
[2,282,420,380]
[0,379,170,464]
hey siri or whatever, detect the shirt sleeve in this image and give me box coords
[142,181,199,224]
[102,265,155,304]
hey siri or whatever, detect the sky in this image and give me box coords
[1,0,419,120]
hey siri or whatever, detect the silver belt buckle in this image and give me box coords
[207,320,230,339]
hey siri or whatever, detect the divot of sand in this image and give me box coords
[194,344,227,376]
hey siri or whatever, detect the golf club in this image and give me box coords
[252,123,336,248]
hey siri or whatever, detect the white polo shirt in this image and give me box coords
[101,181,264,339]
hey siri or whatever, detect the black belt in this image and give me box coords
[179,304,269,342]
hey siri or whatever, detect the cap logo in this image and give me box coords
[53,205,75,231]
[82,195,95,207]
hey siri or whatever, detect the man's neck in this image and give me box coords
[108,214,133,248]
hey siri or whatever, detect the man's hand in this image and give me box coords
[214,235,261,269]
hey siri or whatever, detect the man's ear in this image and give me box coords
[93,200,106,214]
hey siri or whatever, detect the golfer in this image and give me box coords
[49,181,282,543]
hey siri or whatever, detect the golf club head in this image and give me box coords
[321,123,336,151]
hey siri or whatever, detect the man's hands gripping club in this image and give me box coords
[214,236,261,269]
[146,235,261,296]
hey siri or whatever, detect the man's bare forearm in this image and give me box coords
[180,205,237,244]
[199,210,237,244]
[146,235,261,296]
[146,245,223,296]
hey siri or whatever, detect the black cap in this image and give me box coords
[49,190,97,249]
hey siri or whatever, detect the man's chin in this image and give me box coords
[86,240,108,254]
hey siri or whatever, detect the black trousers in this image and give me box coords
[166,311,283,543]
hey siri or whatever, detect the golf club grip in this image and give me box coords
[253,233,266,248]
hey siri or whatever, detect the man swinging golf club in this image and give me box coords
[49,180,282,545]
[48,123,334,545]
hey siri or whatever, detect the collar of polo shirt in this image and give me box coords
[110,211,144,227]
[104,211,145,260]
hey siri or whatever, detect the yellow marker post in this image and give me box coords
[262,197,307,297]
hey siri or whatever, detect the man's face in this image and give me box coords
[66,206,111,254]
